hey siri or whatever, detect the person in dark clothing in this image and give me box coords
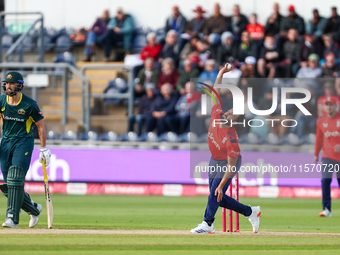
[202,3,226,45]
[258,34,282,78]
[322,52,340,78]
[299,34,324,65]
[165,6,187,34]
[236,31,257,63]
[185,6,206,38]
[129,83,157,136]
[306,9,326,37]
[278,28,302,77]
[99,7,135,61]
[146,83,179,135]
[322,34,340,59]
[158,30,180,66]
[225,4,249,42]
[322,7,340,42]
[83,10,110,61]
[280,5,305,36]
[265,3,283,36]
[217,31,238,67]
[134,58,159,98]
[177,59,200,95]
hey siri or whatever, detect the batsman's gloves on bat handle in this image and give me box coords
[39,147,51,167]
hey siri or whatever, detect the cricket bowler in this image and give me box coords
[314,96,340,217]
[190,64,261,234]
[0,71,51,228]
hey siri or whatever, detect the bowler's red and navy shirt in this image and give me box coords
[208,104,241,160]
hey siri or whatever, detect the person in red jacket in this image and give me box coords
[157,58,179,90]
[246,13,264,41]
[140,32,162,61]
[314,96,340,217]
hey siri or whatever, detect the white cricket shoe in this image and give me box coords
[319,208,332,217]
[246,206,261,233]
[29,204,43,228]
[190,221,215,234]
[2,218,18,228]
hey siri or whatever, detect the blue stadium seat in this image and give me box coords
[37,34,53,51]
[199,133,208,143]
[265,133,282,145]
[155,27,165,44]
[139,132,159,142]
[45,27,58,43]
[60,130,78,140]
[132,26,152,51]
[80,131,99,141]
[159,132,179,143]
[120,132,139,142]
[100,131,119,142]
[58,27,76,37]
[282,133,301,146]
[239,133,262,145]
[179,132,198,143]
[46,130,59,140]
[54,34,72,52]
[103,78,128,104]
[301,133,316,145]
[2,34,14,50]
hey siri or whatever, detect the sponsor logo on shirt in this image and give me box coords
[38,111,43,116]
[1,107,5,112]
[231,150,240,155]
[18,109,25,115]
[222,137,228,144]
[208,132,220,150]
[216,109,222,112]
[337,120,340,128]
[2,114,24,122]
[323,123,328,128]
[324,131,340,138]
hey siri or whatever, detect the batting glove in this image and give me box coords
[39,147,51,167]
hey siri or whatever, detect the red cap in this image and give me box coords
[325,96,339,105]
[193,6,206,13]
[288,5,295,11]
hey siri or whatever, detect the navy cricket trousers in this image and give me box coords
[204,155,252,222]
[321,158,340,211]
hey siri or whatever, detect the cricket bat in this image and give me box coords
[42,159,53,229]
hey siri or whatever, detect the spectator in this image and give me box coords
[236,31,257,63]
[321,52,340,78]
[240,56,262,103]
[101,7,135,61]
[181,38,210,70]
[241,56,259,78]
[167,82,201,134]
[279,28,301,77]
[202,3,226,45]
[177,59,200,95]
[322,7,340,41]
[306,9,326,37]
[165,6,187,35]
[135,58,159,98]
[83,9,110,62]
[291,87,318,137]
[247,13,264,41]
[146,83,179,135]
[265,2,283,36]
[157,58,179,90]
[322,34,340,60]
[140,32,162,61]
[217,31,238,67]
[198,59,218,81]
[299,34,323,64]
[227,4,249,42]
[129,83,157,136]
[158,30,180,65]
[296,53,322,78]
[280,5,305,36]
[221,57,243,87]
[317,82,340,116]
[184,6,206,38]
[180,36,199,61]
[258,35,281,78]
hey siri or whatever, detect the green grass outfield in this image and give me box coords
[0,194,340,254]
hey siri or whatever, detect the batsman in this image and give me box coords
[0,71,51,228]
